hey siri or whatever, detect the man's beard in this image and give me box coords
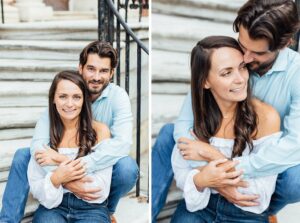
[88,80,109,96]
[247,53,279,76]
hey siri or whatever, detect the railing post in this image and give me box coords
[293,0,300,51]
[98,0,114,44]
[1,0,4,24]
[136,45,141,197]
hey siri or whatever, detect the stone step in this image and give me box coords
[0,58,76,81]
[0,20,149,41]
[152,13,235,52]
[51,11,97,21]
[152,49,190,82]
[152,93,185,137]
[153,0,244,24]
[0,40,91,61]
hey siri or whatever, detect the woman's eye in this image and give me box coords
[59,95,66,99]
[221,72,231,77]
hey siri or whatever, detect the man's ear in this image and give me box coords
[78,64,83,75]
[110,68,115,79]
[284,38,293,49]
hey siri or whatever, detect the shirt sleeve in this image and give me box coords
[27,157,63,209]
[82,88,133,173]
[30,109,50,155]
[86,167,113,203]
[171,145,211,212]
[234,133,281,213]
[173,91,194,142]
[236,73,300,178]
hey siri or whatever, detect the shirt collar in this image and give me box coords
[93,83,112,102]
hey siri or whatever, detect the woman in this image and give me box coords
[27,70,111,223]
[171,36,281,223]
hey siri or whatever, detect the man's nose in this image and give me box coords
[243,50,254,64]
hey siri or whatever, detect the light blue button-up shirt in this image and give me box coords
[174,47,300,178]
[30,83,133,173]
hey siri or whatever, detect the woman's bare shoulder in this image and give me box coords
[92,121,111,141]
[252,98,280,138]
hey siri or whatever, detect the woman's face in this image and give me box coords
[54,80,84,122]
[205,47,249,107]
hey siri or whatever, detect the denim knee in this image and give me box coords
[155,123,175,147]
[276,165,300,200]
[113,156,139,186]
[11,148,31,170]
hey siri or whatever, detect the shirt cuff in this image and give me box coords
[183,169,211,212]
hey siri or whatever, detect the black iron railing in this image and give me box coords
[98,0,148,198]
[1,0,4,24]
[295,0,300,51]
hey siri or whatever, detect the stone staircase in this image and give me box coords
[151,0,243,221]
[0,16,149,222]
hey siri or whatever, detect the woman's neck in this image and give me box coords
[215,100,237,139]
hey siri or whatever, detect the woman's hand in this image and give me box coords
[193,159,244,189]
[178,137,225,161]
[50,159,86,188]
[35,145,68,166]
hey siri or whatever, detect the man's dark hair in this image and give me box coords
[79,40,118,68]
[233,0,300,51]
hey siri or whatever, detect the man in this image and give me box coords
[0,41,138,223]
[152,0,300,222]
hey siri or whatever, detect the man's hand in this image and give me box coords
[35,145,68,166]
[64,176,102,201]
[178,137,225,161]
[216,186,260,207]
[193,159,243,189]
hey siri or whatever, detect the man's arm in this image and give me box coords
[82,87,133,173]
[236,74,300,178]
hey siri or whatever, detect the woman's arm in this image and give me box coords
[27,157,63,209]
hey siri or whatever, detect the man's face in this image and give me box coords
[79,53,114,100]
[238,25,279,75]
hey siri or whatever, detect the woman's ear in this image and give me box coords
[204,80,211,89]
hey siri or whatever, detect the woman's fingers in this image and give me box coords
[225,169,243,179]
[177,137,191,144]
[235,180,249,188]
[210,158,228,166]
[219,160,239,172]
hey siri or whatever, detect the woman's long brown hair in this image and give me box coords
[48,70,97,158]
[190,36,257,158]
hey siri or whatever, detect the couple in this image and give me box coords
[0,41,138,222]
[152,0,300,222]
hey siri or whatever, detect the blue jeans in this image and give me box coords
[0,148,138,223]
[171,194,268,223]
[151,123,175,222]
[151,123,300,222]
[33,193,110,223]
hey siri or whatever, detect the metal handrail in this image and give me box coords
[105,0,149,54]
[98,0,149,198]
[1,0,4,24]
